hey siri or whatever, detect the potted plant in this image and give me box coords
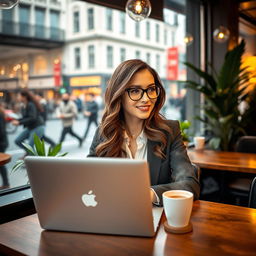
[179,120,191,147]
[12,134,67,172]
[184,40,250,151]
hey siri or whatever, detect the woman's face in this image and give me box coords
[122,68,158,123]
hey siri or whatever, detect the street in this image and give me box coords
[1,106,180,189]
[2,115,96,189]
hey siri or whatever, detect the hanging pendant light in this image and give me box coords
[184,33,194,46]
[125,0,152,22]
[213,26,230,43]
[0,0,19,9]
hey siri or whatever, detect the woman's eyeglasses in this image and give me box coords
[125,86,160,101]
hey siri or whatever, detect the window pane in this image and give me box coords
[135,50,140,59]
[107,46,113,68]
[106,9,112,31]
[120,12,125,34]
[73,11,80,33]
[19,5,30,37]
[88,8,94,30]
[146,21,150,40]
[135,22,140,37]
[50,10,60,39]
[120,48,126,62]
[35,8,45,38]
[74,47,81,69]
[88,45,95,68]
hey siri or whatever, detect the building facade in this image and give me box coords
[0,0,179,102]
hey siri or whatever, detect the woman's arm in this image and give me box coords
[151,121,200,205]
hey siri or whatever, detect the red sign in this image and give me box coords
[166,47,179,80]
[54,60,61,86]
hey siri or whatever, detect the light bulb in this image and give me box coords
[184,33,193,46]
[125,0,152,22]
[0,0,19,9]
[213,26,230,43]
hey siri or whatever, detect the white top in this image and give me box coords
[123,130,160,205]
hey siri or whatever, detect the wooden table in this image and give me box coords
[1,200,255,256]
[0,153,11,166]
[188,149,256,173]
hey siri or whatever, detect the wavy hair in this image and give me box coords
[96,59,172,158]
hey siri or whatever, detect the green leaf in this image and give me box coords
[57,152,68,157]
[49,143,62,156]
[12,160,25,172]
[21,142,37,156]
[33,134,45,156]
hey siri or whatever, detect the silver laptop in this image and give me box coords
[24,156,163,237]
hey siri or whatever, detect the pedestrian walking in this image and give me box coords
[0,102,10,189]
[35,93,56,148]
[57,93,83,147]
[12,89,45,156]
[83,93,99,141]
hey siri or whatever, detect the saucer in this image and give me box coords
[164,221,193,234]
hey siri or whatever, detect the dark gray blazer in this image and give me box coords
[87,120,200,205]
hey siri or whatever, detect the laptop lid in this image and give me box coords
[24,156,162,237]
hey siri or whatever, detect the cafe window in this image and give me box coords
[87,8,94,30]
[74,47,81,69]
[106,8,113,31]
[73,10,80,33]
[88,45,95,68]
[135,22,140,38]
[120,48,126,62]
[146,21,150,40]
[120,12,125,34]
[107,45,113,68]
[0,1,202,214]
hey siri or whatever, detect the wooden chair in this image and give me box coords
[227,136,256,205]
[248,177,256,209]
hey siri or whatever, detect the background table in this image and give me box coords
[1,200,255,256]
[0,153,11,166]
[188,149,256,173]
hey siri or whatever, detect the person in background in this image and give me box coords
[35,93,56,148]
[12,90,45,156]
[88,59,200,205]
[57,93,83,147]
[0,102,10,189]
[83,93,99,141]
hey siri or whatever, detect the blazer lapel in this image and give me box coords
[147,140,161,185]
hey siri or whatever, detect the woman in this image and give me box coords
[88,59,200,205]
[12,90,44,153]
[0,102,10,189]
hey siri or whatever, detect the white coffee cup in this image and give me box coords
[194,136,205,150]
[163,190,193,228]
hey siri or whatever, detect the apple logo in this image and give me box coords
[81,190,98,207]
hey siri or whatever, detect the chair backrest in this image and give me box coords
[235,136,256,153]
[248,177,256,209]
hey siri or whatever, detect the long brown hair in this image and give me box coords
[96,59,172,158]
[20,89,43,113]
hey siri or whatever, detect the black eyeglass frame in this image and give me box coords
[125,86,161,101]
